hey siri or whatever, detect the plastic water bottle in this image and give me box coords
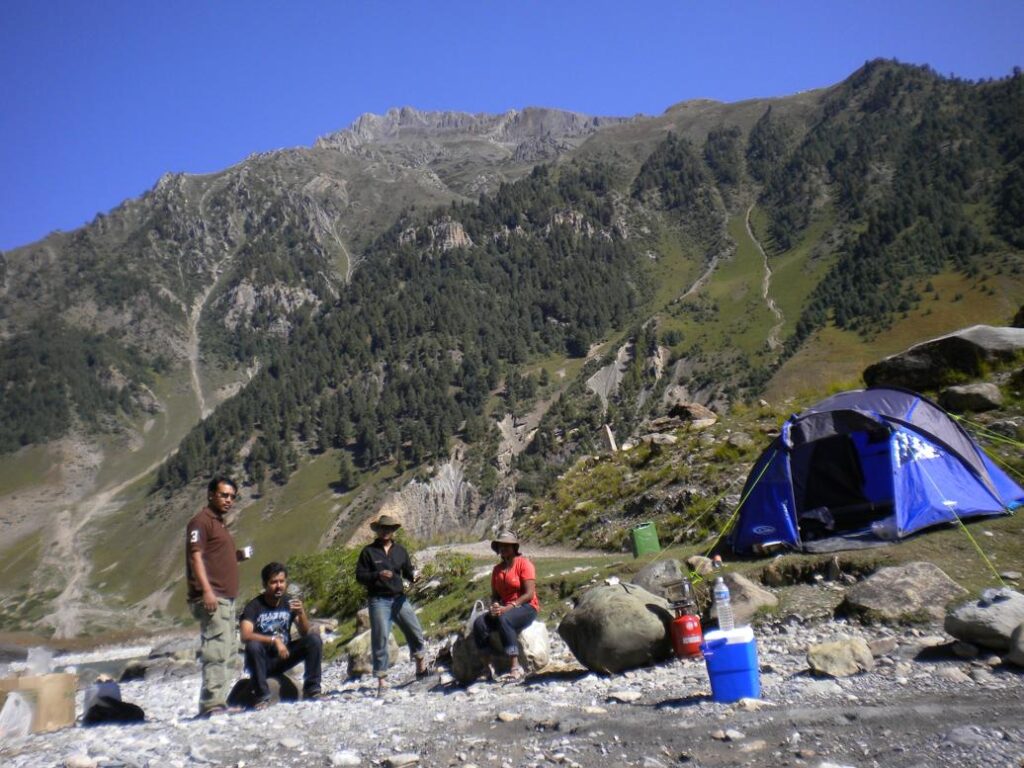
[713,577,734,631]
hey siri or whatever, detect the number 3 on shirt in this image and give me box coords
[189,530,200,544]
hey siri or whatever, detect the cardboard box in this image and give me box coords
[0,672,77,733]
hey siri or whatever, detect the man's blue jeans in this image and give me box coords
[368,595,426,678]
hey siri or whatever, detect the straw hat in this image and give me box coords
[371,514,402,531]
[490,531,521,554]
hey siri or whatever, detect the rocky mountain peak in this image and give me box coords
[314,106,631,152]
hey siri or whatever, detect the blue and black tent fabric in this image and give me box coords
[731,387,1023,554]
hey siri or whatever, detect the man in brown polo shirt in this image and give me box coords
[186,476,250,716]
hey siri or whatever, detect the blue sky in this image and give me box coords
[2,1,1021,251]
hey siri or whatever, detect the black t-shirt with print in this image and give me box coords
[240,594,294,641]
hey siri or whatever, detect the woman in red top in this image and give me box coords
[472,531,539,682]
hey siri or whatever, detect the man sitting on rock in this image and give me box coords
[239,562,323,708]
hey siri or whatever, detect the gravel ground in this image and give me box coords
[2,616,1023,768]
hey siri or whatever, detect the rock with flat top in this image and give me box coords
[843,562,967,623]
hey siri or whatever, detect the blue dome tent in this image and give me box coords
[731,387,1023,554]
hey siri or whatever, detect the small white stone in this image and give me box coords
[739,739,767,752]
[607,690,642,703]
[330,751,361,767]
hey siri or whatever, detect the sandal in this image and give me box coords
[252,698,271,711]
[198,704,242,718]
[502,667,526,684]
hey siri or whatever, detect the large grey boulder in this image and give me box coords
[148,635,199,660]
[945,588,1024,651]
[663,386,716,419]
[939,383,1003,413]
[711,573,778,627]
[686,556,714,577]
[120,656,198,683]
[631,559,685,601]
[558,583,673,673]
[344,629,400,678]
[450,618,550,684]
[1007,624,1024,668]
[863,325,1024,390]
[807,637,875,677]
[843,562,967,623]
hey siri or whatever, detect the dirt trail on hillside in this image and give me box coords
[680,252,720,301]
[41,453,172,639]
[746,204,784,350]
[38,269,219,636]
[186,281,219,420]
[416,540,613,564]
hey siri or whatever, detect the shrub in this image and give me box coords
[419,551,473,592]
[288,547,364,620]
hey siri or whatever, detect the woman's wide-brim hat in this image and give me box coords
[491,531,521,554]
[371,514,402,531]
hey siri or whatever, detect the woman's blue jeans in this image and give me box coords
[472,604,537,656]
[368,595,426,678]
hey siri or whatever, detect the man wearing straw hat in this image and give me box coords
[355,514,429,696]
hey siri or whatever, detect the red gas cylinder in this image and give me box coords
[670,611,703,658]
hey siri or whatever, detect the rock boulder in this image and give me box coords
[711,573,778,627]
[843,562,967,623]
[945,588,1024,651]
[558,583,673,673]
[630,559,685,601]
[450,618,550,684]
[227,674,299,707]
[1007,623,1024,668]
[863,325,1024,390]
[938,383,1003,412]
[344,629,400,678]
[807,636,875,677]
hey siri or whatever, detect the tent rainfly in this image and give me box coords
[730,387,1023,554]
